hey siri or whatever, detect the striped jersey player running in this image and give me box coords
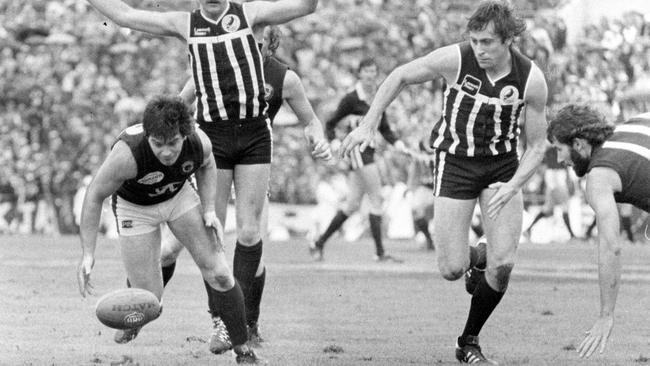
[341,1,548,364]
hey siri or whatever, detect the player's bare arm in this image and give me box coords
[86,0,187,39]
[486,65,548,218]
[340,45,459,157]
[244,0,318,27]
[179,79,197,109]
[77,141,137,297]
[578,167,623,358]
[193,129,221,230]
[283,70,331,161]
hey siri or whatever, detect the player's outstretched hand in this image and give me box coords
[578,316,614,358]
[486,181,518,219]
[77,254,95,298]
[340,123,375,159]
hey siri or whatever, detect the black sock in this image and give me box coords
[234,240,263,324]
[315,210,348,249]
[414,217,433,247]
[459,277,504,345]
[210,281,248,346]
[162,262,176,287]
[204,280,220,317]
[246,269,266,326]
[621,216,634,241]
[369,214,384,257]
[561,212,575,238]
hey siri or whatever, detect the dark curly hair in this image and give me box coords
[142,95,194,141]
[467,0,526,42]
[547,104,614,146]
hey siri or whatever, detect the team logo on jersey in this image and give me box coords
[181,161,195,174]
[137,171,164,185]
[499,85,519,104]
[264,83,274,101]
[121,220,133,229]
[460,75,482,96]
[193,27,210,36]
[222,15,241,33]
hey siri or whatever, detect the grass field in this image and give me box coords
[1,233,649,366]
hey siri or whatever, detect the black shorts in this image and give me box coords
[198,117,272,170]
[347,146,375,170]
[433,150,518,199]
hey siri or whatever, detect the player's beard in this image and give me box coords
[570,148,591,177]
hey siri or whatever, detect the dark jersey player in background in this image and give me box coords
[548,105,650,359]
[341,1,548,363]
[75,96,259,364]
[164,25,331,351]
[308,58,409,263]
[85,0,319,357]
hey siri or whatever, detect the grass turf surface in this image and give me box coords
[1,234,649,365]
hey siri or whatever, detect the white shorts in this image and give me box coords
[113,182,201,237]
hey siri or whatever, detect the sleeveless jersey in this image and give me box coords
[430,42,533,157]
[115,124,204,206]
[187,2,266,123]
[263,56,289,124]
[588,115,650,212]
[325,85,398,152]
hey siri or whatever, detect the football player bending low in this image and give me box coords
[547,105,650,358]
[75,96,261,364]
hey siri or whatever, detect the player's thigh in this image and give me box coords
[478,188,523,267]
[119,229,164,299]
[433,196,476,270]
[215,169,234,226]
[233,163,270,230]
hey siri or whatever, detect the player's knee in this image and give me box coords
[238,224,261,245]
[437,260,465,281]
[488,263,514,291]
[205,267,235,290]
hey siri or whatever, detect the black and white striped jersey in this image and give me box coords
[588,114,650,212]
[430,41,534,157]
[187,2,266,123]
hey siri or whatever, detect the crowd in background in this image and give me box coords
[1,0,649,235]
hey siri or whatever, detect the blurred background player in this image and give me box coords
[405,139,436,251]
[340,1,549,363]
[75,96,259,364]
[524,146,577,241]
[85,0,319,356]
[547,105,650,358]
[161,25,331,351]
[308,58,409,262]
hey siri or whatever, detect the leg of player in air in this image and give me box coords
[357,162,400,262]
[115,228,164,344]
[309,169,362,260]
